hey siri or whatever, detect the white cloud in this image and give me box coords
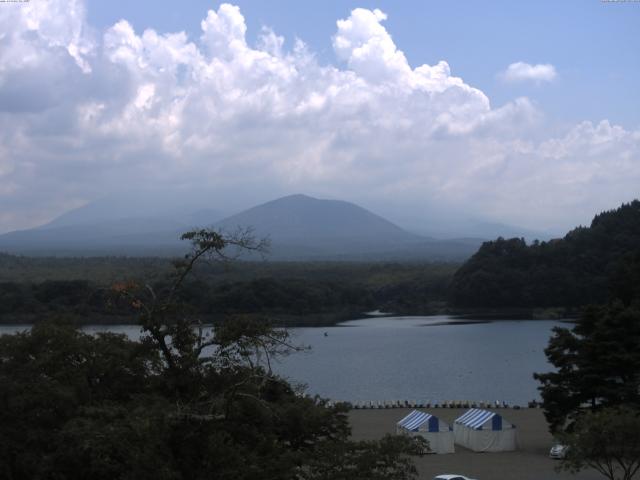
[447,120,640,228]
[0,3,637,234]
[500,62,557,83]
[0,0,93,74]
[333,8,408,83]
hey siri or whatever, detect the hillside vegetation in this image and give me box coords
[0,258,457,325]
[450,200,640,308]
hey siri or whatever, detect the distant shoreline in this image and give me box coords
[0,310,577,329]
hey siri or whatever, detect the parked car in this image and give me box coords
[433,475,478,480]
[549,443,569,459]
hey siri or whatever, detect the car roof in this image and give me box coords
[434,475,470,480]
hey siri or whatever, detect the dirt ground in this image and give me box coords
[349,407,603,480]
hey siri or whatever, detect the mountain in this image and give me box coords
[0,192,225,256]
[0,218,187,256]
[449,200,640,308]
[41,192,224,230]
[369,205,553,241]
[216,194,414,242]
[214,194,481,260]
[0,193,482,260]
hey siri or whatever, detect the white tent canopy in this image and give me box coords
[453,408,517,452]
[396,410,455,454]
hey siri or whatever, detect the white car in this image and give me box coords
[549,444,569,459]
[433,475,478,480]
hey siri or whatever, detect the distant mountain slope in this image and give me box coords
[214,194,480,260]
[42,192,224,229]
[0,192,224,256]
[0,193,482,260]
[407,218,551,242]
[449,200,640,308]
[0,218,187,256]
[216,194,417,241]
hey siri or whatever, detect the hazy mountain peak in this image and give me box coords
[40,190,226,230]
[0,193,483,260]
[274,193,316,202]
[217,194,410,241]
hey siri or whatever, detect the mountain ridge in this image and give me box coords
[215,194,421,241]
[0,193,482,260]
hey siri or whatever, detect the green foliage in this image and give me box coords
[533,207,640,476]
[610,251,640,307]
[558,407,640,480]
[535,302,640,433]
[0,321,161,479]
[0,253,172,284]
[450,200,640,308]
[0,283,28,314]
[300,434,426,480]
[33,279,92,306]
[0,259,458,325]
[0,229,425,479]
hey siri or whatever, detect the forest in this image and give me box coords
[0,256,456,326]
[449,200,640,309]
[2,200,640,325]
[0,230,426,480]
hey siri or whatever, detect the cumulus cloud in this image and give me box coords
[500,62,557,83]
[444,120,640,228]
[0,3,637,234]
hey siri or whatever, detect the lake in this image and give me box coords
[0,316,564,405]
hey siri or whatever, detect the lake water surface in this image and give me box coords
[0,316,564,405]
[277,316,563,405]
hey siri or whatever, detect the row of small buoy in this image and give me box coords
[323,399,541,409]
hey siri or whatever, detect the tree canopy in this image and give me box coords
[534,222,640,479]
[559,407,640,480]
[0,228,425,480]
[534,302,640,432]
[0,255,456,327]
[450,200,640,309]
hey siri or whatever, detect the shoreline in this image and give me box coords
[343,400,540,409]
[349,407,600,480]
[0,308,579,328]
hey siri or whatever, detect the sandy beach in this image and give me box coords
[349,407,602,480]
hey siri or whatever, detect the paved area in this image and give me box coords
[349,407,602,480]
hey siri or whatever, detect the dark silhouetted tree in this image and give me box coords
[0,228,425,480]
[558,407,640,480]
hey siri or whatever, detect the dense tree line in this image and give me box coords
[0,229,425,479]
[535,301,640,432]
[534,291,640,480]
[450,200,640,308]
[0,253,172,284]
[0,262,455,325]
[0,320,425,480]
[533,224,640,480]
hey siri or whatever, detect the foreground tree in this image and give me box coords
[533,245,640,480]
[301,435,426,480]
[558,407,640,480]
[0,321,164,479]
[0,228,425,480]
[534,302,640,432]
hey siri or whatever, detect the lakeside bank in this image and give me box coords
[349,407,600,480]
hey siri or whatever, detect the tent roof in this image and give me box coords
[455,409,500,430]
[397,410,436,431]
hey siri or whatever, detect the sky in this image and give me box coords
[0,0,638,235]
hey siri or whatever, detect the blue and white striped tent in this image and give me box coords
[453,409,517,452]
[396,410,454,454]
